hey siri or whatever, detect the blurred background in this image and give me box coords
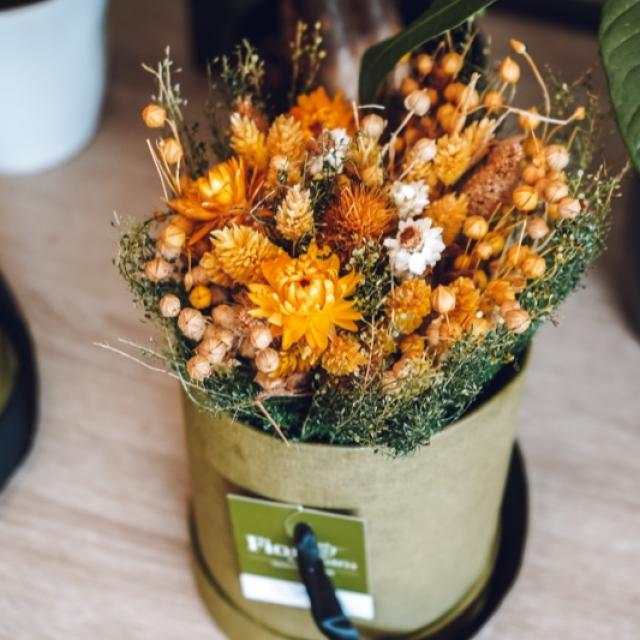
[0,1,638,639]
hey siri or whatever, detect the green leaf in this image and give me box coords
[600,0,640,172]
[358,0,497,104]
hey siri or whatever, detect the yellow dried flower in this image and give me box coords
[449,277,480,325]
[274,344,319,378]
[189,285,213,310]
[266,115,306,163]
[462,118,494,157]
[199,251,234,288]
[434,133,472,186]
[230,113,268,170]
[321,334,367,376]
[275,185,314,241]
[211,225,283,286]
[386,278,432,335]
[424,193,468,245]
[290,86,354,137]
[248,242,362,352]
[321,183,396,257]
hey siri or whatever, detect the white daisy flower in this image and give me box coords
[390,179,430,219]
[384,217,445,278]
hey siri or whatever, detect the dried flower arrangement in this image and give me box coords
[116,25,622,455]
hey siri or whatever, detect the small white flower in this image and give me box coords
[390,180,430,219]
[307,128,352,177]
[384,218,445,278]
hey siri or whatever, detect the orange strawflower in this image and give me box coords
[386,278,432,335]
[168,157,248,226]
[290,87,354,137]
[321,334,367,376]
[248,242,362,352]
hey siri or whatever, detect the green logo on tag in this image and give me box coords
[227,494,374,620]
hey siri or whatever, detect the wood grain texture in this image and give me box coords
[0,3,638,639]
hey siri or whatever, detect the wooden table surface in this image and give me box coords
[1,2,639,639]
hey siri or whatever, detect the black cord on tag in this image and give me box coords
[293,522,360,640]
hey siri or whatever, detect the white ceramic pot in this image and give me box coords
[0,0,108,174]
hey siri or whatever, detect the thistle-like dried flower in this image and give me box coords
[230,113,268,170]
[266,115,306,163]
[434,133,472,186]
[187,355,211,381]
[159,294,181,318]
[386,278,432,334]
[211,225,283,285]
[321,334,367,376]
[178,307,206,341]
[275,185,314,241]
[424,192,468,245]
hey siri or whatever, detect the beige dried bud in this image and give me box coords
[178,307,206,341]
[526,217,550,240]
[474,241,493,261]
[160,224,186,253]
[157,239,180,261]
[510,39,527,54]
[184,266,208,292]
[255,348,280,374]
[499,57,521,84]
[426,318,443,347]
[254,372,285,392]
[544,180,569,203]
[186,355,211,381]
[159,137,183,164]
[141,103,166,128]
[144,257,171,282]
[415,53,434,76]
[158,294,181,318]
[238,337,256,359]
[211,304,239,331]
[505,308,531,334]
[545,144,570,171]
[411,137,437,162]
[204,324,235,349]
[360,114,386,141]
[521,255,546,279]
[250,325,273,351]
[196,337,228,365]
[431,285,456,314]
[512,184,539,211]
[463,215,489,240]
[500,300,520,314]
[557,197,581,219]
[400,76,419,97]
[404,90,431,116]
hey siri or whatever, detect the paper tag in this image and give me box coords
[227,494,374,620]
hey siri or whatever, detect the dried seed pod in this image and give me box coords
[141,103,166,128]
[404,90,431,116]
[522,163,546,185]
[558,197,581,219]
[186,355,211,381]
[178,308,206,341]
[454,253,473,271]
[473,269,488,290]
[526,217,550,240]
[204,324,235,349]
[196,337,228,365]
[415,53,434,76]
[238,337,256,359]
[431,285,456,314]
[512,184,539,211]
[440,51,464,76]
[184,266,209,292]
[521,255,546,279]
[400,76,419,96]
[544,180,569,203]
[474,241,493,261]
[361,114,386,141]
[255,348,280,374]
[249,325,273,350]
[254,372,285,392]
[463,215,489,240]
[501,300,520,314]
[411,138,437,162]
[499,57,521,84]
[483,90,503,112]
[545,144,570,171]
[518,107,541,132]
[211,304,239,331]
[467,316,492,337]
[159,294,181,318]
[505,308,531,334]
[144,258,171,282]
[159,137,183,164]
